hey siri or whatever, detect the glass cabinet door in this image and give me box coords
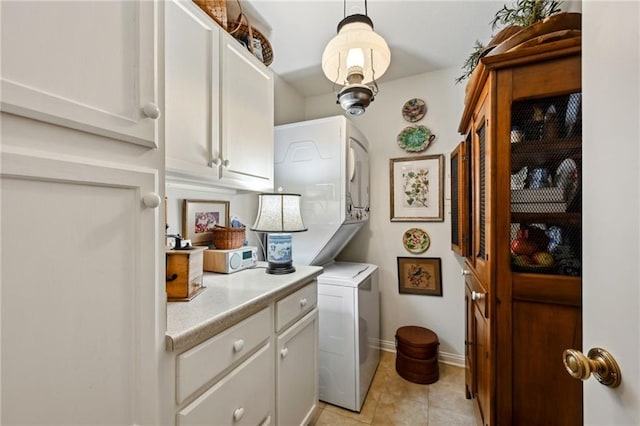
[509,92,582,276]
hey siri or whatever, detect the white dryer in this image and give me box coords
[317,262,380,412]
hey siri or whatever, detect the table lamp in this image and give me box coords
[251,192,307,274]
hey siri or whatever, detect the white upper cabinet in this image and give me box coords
[0,1,159,148]
[165,0,274,192]
[165,0,220,179]
[220,31,274,191]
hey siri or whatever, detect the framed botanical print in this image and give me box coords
[390,154,444,222]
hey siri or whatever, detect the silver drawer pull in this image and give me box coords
[233,339,245,353]
[461,269,471,276]
[233,407,245,422]
[281,347,289,358]
[299,298,308,308]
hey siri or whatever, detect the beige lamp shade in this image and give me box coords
[322,18,391,86]
[251,193,307,233]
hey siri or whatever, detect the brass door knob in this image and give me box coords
[562,347,621,387]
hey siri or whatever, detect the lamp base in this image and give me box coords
[266,261,296,275]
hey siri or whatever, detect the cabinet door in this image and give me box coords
[1,151,162,425]
[165,0,220,182]
[0,1,158,148]
[464,271,490,426]
[276,308,319,426]
[220,32,274,191]
[471,92,492,284]
[451,138,471,257]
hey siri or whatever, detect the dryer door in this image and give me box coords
[347,137,369,222]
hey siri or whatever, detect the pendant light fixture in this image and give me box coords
[322,0,391,116]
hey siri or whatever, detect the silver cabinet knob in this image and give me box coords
[461,269,471,276]
[142,103,161,119]
[280,347,289,358]
[142,193,161,209]
[471,291,484,301]
[299,298,308,308]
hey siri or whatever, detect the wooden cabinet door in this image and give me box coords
[465,270,491,426]
[276,309,319,426]
[0,0,159,147]
[470,91,492,285]
[1,151,162,425]
[165,0,220,181]
[220,31,274,191]
[451,139,471,257]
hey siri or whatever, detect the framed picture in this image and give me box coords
[390,154,444,221]
[182,199,230,245]
[397,257,442,296]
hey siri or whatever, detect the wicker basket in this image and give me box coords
[193,0,228,30]
[211,225,245,249]
[228,14,273,66]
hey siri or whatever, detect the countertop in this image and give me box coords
[165,263,323,352]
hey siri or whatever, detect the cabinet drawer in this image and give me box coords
[177,307,271,404]
[178,343,273,426]
[465,272,489,318]
[275,281,317,333]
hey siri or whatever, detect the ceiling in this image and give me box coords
[245,0,501,97]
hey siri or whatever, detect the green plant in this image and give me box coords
[455,0,563,84]
[455,40,486,85]
[491,0,562,30]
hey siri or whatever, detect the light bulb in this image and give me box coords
[346,47,365,69]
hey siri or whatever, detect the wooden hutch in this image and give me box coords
[451,13,583,426]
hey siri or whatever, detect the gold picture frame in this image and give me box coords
[390,154,444,221]
[397,257,443,296]
[182,199,230,245]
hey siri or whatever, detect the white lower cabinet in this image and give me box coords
[276,309,319,426]
[178,344,274,426]
[173,280,319,426]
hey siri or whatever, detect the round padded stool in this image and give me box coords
[395,326,439,384]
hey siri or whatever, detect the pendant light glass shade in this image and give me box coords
[322,16,391,86]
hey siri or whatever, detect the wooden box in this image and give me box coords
[166,246,206,301]
[395,326,439,384]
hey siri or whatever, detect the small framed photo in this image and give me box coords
[182,199,230,245]
[397,257,443,296]
[390,154,444,222]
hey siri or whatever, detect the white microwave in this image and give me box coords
[203,246,258,274]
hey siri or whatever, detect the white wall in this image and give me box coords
[304,69,468,364]
[274,74,306,125]
[165,183,262,251]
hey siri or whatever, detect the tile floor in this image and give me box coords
[310,350,476,426]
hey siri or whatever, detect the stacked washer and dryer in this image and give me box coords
[274,116,379,413]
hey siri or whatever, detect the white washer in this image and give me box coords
[317,262,380,412]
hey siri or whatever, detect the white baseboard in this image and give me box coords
[380,339,465,368]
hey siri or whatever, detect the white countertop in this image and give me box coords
[165,263,323,352]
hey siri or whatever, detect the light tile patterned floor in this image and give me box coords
[309,350,476,426]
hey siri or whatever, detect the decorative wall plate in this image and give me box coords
[402,98,427,122]
[397,125,436,152]
[403,228,430,254]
